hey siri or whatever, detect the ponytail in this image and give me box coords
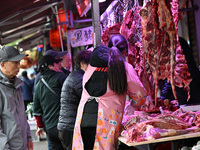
[108,46,127,95]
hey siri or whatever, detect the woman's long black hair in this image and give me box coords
[107,34,128,95]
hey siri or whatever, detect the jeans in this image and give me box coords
[46,126,64,150]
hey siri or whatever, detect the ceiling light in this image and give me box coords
[99,0,106,2]
[19,48,23,52]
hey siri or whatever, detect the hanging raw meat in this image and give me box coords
[139,2,155,100]
[104,0,191,109]
[120,5,155,100]
[120,9,135,40]
[120,9,139,71]
[101,23,121,46]
[170,0,192,95]
[143,0,166,106]
[143,0,192,106]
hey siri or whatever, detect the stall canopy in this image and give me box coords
[0,0,113,51]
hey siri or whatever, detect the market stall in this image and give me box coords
[118,103,200,149]
[119,131,200,150]
[98,0,200,149]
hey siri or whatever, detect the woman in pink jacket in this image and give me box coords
[72,34,147,150]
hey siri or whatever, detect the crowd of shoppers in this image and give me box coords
[0,34,150,150]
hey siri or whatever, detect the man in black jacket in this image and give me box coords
[33,55,67,150]
[57,50,92,150]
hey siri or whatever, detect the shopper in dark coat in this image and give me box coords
[160,37,200,105]
[21,70,34,110]
[33,55,67,150]
[57,50,92,150]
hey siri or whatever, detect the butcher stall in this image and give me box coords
[118,105,200,150]
[119,131,200,150]
[99,0,200,149]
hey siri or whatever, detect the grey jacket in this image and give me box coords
[0,70,32,150]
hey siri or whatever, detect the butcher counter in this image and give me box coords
[118,131,200,150]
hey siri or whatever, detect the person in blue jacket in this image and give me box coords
[21,70,34,111]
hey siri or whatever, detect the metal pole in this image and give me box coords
[62,0,69,28]
[63,0,72,70]
[55,6,64,52]
[91,0,101,48]
[68,0,74,28]
[63,0,72,55]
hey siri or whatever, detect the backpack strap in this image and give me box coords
[41,78,59,97]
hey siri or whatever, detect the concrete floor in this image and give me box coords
[29,120,48,150]
[33,139,48,150]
